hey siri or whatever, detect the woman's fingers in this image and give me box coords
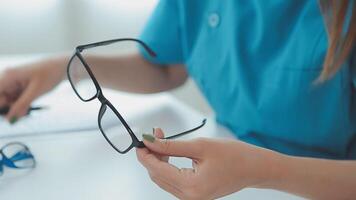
[153,128,169,162]
[0,68,31,121]
[149,173,183,198]
[153,128,164,138]
[142,134,202,159]
[136,147,187,188]
[0,95,8,108]
[6,80,40,121]
[136,143,198,200]
[137,129,211,199]
[0,71,16,108]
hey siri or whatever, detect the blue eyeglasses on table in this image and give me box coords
[0,142,36,176]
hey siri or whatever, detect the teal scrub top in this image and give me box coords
[140,0,356,159]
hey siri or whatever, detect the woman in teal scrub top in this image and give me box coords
[0,0,355,199]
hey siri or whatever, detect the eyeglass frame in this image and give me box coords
[67,38,206,154]
[0,142,36,176]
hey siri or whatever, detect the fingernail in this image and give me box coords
[142,134,155,143]
[10,116,18,124]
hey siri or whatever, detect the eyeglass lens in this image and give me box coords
[99,104,133,153]
[68,55,97,101]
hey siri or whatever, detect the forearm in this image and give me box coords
[83,53,187,93]
[41,53,187,93]
[261,153,356,199]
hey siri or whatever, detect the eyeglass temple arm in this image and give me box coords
[76,38,157,57]
[136,119,207,148]
[164,119,207,140]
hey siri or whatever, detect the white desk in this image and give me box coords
[0,56,303,200]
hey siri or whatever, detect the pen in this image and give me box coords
[0,106,46,115]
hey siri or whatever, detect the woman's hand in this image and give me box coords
[136,128,281,200]
[0,56,68,122]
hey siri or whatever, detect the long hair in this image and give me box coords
[318,0,355,82]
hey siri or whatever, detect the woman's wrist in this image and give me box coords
[47,54,71,80]
[245,147,289,189]
[251,152,356,199]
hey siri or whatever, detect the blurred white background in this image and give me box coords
[0,0,212,114]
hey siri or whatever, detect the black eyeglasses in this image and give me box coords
[0,142,36,176]
[67,38,206,154]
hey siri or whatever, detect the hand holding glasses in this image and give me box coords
[67,38,206,154]
[0,142,36,176]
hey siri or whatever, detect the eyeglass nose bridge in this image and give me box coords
[96,89,108,105]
